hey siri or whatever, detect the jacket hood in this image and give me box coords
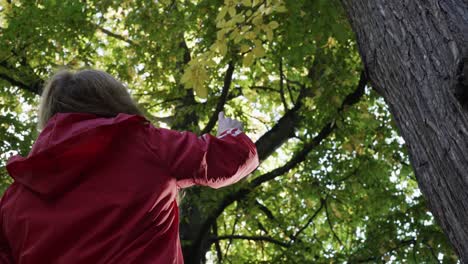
[6,112,148,198]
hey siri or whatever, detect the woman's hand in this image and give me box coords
[217,111,243,136]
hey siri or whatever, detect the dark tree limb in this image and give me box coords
[201,61,235,135]
[210,235,290,248]
[212,222,223,263]
[250,85,280,93]
[290,198,326,242]
[172,40,199,132]
[324,199,344,247]
[94,24,137,46]
[254,93,303,161]
[0,58,44,95]
[254,199,276,220]
[0,72,43,95]
[279,58,289,110]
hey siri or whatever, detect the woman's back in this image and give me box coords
[3,113,182,263]
[3,112,258,263]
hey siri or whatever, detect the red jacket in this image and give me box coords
[2,113,259,263]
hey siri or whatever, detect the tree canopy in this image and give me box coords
[0,0,458,262]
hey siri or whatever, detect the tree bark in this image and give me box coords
[341,0,468,260]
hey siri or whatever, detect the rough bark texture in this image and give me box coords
[341,0,468,260]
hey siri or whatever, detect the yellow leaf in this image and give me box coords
[253,25,261,34]
[216,19,226,29]
[253,39,262,47]
[265,27,273,41]
[194,83,208,98]
[234,34,243,44]
[275,5,287,12]
[228,6,236,17]
[268,21,279,29]
[217,29,227,40]
[216,41,228,56]
[342,142,353,153]
[241,0,251,6]
[331,202,342,219]
[181,70,192,86]
[252,45,265,57]
[229,28,240,39]
[243,52,254,67]
[240,44,250,53]
[240,25,250,33]
[244,31,256,40]
[233,14,245,23]
[216,6,228,21]
[252,15,263,26]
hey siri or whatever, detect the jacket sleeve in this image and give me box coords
[148,126,259,189]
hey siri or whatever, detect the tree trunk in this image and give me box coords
[341,0,468,261]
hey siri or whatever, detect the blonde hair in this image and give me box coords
[38,69,143,130]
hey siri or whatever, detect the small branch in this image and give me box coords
[250,85,280,93]
[148,96,184,107]
[223,205,241,260]
[211,235,290,248]
[286,82,295,105]
[94,24,137,46]
[254,200,276,220]
[338,70,367,111]
[151,115,175,125]
[212,222,223,263]
[252,121,334,188]
[421,241,442,264]
[324,199,344,246]
[0,72,43,95]
[290,198,326,242]
[172,39,200,131]
[0,57,44,95]
[256,220,269,235]
[279,58,289,110]
[201,61,235,135]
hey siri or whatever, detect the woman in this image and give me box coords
[2,69,259,263]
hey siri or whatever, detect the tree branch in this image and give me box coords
[290,198,326,242]
[0,59,44,95]
[254,98,303,161]
[250,85,280,93]
[254,199,276,220]
[201,61,235,135]
[0,72,43,95]
[172,40,200,131]
[191,70,368,254]
[94,24,137,46]
[324,199,344,247]
[210,235,290,248]
[212,222,223,262]
[279,58,289,110]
